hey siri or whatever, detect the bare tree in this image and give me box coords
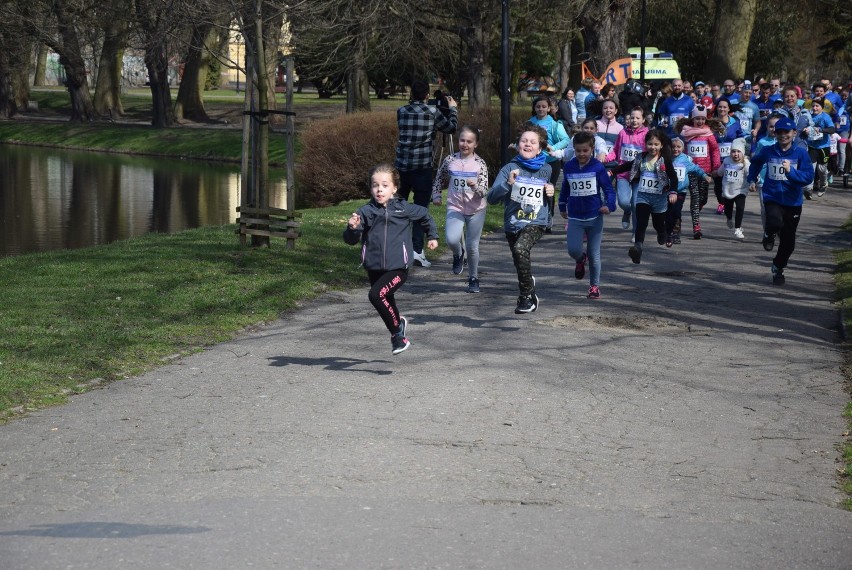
[575,0,638,79]
[704,0,759,81]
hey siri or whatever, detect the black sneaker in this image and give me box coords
[467,277,480,293]
[657,230,666,245]
[515,294,537,314]
[804,189,812,200]
[391,333,411,354]
[762,233,775,252]
[672,232,681,244]
[397,316,407,339]
[452,253,464,275]
[628,245,642,264]
[771,265,785,285]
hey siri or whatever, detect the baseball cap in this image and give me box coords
[774,117,796,131]
[743,80,752,89]
[694,81,706,87]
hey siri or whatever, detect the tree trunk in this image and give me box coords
[144,43,175,127]
[0,49,15,118]
[94,21,128,119]
[346,37,370,112]
[465,10,492,110]
[704,0,758,82]
[252,12,270,246]
[175,22,216,122]
[54,0,95,122]
[577,0,637,78]
[33,43,48,87]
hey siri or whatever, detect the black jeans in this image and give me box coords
[397,168,433,253]
[723,194,746,228]
[367,269,408,335]
[635,203,666,245]
[764,201,802,270]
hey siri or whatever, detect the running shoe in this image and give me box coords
[665,234,673,248]
[771,264,785,285]
[657,229,666,245]
[716,203,725,215]
[727,217,734,229]
[762,233,775,252]
[515,294,537,313]
[587,285,601,299]
[816,188,826,197]
[391,333,411,354]
[621,211,630,230]
[733,227,744,239]
[628,245,642,264]
[804,189,812,200]
[413,251,431,267]
[452,253,464,275]
[672,232,681,244]
[467,277,480,293]
[574,253,587,280]
[693,224,702,240]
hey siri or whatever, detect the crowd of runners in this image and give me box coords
[344,77,850,354]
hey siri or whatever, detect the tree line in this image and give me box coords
[0,0,848,126]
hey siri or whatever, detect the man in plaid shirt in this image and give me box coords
[395,80,458,266]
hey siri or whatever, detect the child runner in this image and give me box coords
[487,123,554,313]
[746,117,815,285]
[596,99,624,158]
[675,105,722,238]
[432,125,489,293]
[714,138,750,239]
[610,129,677,264]
[713,98,745,213]
[528,96,571,232]
[669,137,712,245]
[803,97,836,197]
[343,163,439,354]
[608,106,647,232]
[558,132,617,299]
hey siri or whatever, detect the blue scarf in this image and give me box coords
[515,152,547,171]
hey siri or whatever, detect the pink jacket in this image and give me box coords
[607,126,648,180]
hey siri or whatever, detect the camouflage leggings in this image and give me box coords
[688,172,709,230]
[505,225,545,295]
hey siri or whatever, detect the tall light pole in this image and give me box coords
[500,0,510,165]
[640,0,647,87]
[236,33,242,93]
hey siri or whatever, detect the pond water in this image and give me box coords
[0,145,287,257]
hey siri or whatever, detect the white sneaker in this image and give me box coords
[734,228,744,239]
[412,251,431,267]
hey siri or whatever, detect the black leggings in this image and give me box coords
[764,202,802,270]
[367,269,408,335]
[666,194,686,234]
[505,225,545,294]
[635,203,666,245]
[723,194,746,228]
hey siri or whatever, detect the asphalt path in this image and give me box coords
[2,179,851,569]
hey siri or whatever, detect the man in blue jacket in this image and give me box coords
[747,117,815,285]
[656,79,694,138]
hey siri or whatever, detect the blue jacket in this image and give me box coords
[487,159,552,233]
[558,158,616,219]
[807,112,834,149]
[747,143,814,207]
[672,154,707,193]
[657,94,695,137]
[343,197,438,271]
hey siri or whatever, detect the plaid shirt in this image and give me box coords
[395,101,458,171]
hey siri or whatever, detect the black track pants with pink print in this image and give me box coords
[368,269,408,335]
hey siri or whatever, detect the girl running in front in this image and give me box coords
[610,129,677,264]
[487,123,554,314]
[558,132,617,299]
[713,99,745,214]
[432,125,489,293]
[343,163,439,355]
[713,138,751,239]
[669,137,712,245]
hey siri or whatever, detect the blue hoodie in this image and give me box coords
[558,157,616,219]
[671,153,708,193]
[747,143,814,207]
[487,159,553,232]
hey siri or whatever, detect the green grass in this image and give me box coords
[0,197,504,419]
[837,214,852,510]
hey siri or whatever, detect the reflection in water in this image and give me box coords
[0,145,286,257]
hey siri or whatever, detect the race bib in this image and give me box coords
[639,170,662,194]
[669,113,685,127]
[807,127,822,141]
[605,142,615,155]
[724,165,743,184]
[565,172,598,197]
[510,175,546,208]
[620,144,642,162]
[840,115,848,128]
[719,142,732,158]
[739,118,751,131]
[688,140,708,158]
[767,159,787,181]
[448,170,478,198]
[830,137,838,154]
[674,165,686,183]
